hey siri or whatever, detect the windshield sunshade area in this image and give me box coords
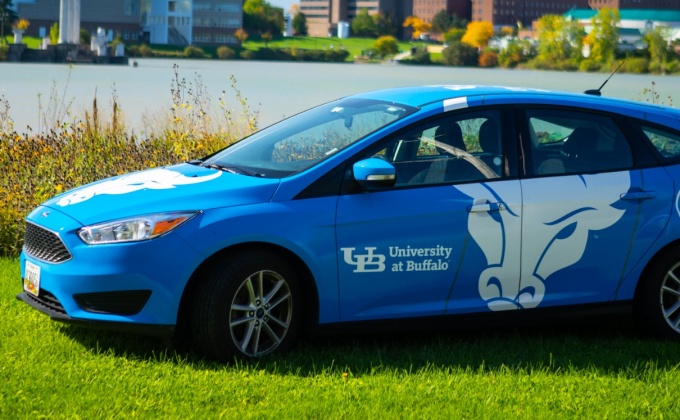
[202,98,417,178]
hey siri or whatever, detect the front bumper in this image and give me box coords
[16,291,175,337]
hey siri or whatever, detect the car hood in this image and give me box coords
[41,163,281,226]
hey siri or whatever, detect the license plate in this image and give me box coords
[23,260,41,297]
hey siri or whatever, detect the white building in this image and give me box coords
[141,0,192,45]
[15,0,243,46]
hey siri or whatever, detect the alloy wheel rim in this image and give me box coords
[660,262,680,332]
[229,270,293,357]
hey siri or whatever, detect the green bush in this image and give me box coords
[140,44,154,57]
[240,49,255,59]
[292,48,322,61]
[253,47,292,60]
[246,47,348,62]
[478,51,498,67]
[127,45,140,57]
[527,57,579,71]
[400,47,431,65]
[80,28,91,45]
[666,60,680,74]
[442,42,478,67]
[216,45,235,59]
[323,49,349,62]
[624,57,649,74]
[0,45,7,62]
[183,46,206,58]
[498,39,535,69]
[362,48,380,60]
[579,59,602,72]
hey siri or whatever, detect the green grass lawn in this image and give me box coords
[3,35,422,62]
[2,256,680,417]
[1,35,41,49]
[242,36,418,59]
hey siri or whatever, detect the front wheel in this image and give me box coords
[636,250,680,340]
[191,251,301,360]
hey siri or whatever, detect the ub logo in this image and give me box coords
[341,247,386,273]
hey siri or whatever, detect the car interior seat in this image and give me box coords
[478,119,501,175]
[561,127,600,173]
[410,121,482,185]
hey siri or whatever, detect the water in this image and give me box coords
[0,58,678,133]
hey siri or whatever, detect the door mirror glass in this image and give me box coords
[353,158,396,189]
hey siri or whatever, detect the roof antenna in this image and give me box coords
[584,61,624,96]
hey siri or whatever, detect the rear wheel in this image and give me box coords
[636,249,680,340]
[191,251,301,360]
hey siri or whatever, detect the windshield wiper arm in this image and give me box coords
[207,163,263,177]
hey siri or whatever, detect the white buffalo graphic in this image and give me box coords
[56,168,222,206]
[456,171,629,311]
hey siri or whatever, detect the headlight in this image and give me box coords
[78,211,199,245]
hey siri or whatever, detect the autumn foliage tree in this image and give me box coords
[461,21,493,49]
[374,35,399,58]
[234,28,248,44]
[403,16,431,40]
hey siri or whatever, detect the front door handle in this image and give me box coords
[468,202,505,213]
[620,191,656,201]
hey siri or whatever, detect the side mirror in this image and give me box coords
[353,158,396,190]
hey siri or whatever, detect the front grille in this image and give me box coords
[23,222,72,263]
[23,288,67,315]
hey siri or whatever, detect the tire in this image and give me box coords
[636,249,680,340]
[191,251,301,360]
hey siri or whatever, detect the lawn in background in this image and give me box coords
[3,35,423,62]
[2,256,680,417]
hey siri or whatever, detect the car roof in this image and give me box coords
[351,85,680,123]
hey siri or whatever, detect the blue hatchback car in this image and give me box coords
[18,85,680,359]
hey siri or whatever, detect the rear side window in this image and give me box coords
[638,124,680,162]
[525,109,634,176]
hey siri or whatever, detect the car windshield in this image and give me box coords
[202,97,417,178]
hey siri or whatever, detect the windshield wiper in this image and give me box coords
[187,159,204,166]
[206,163,264,177]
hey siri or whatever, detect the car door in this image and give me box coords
[335,109,523,322]
[518,107,674,309]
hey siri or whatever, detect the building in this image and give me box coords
[14,0,243,46]
[564,8,680,45]
[588,0,680,9]
[472,0,680,30]
[412,0,470,25]
[300,0,413,38]
[471,0,591,29]
[15,0,141,42]
[192,1,242,45]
